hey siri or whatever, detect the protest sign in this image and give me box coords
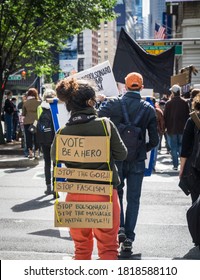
[55,181,113,195]
[54,167,112,182]
[55,201,113,228]
[56,134,110,163]
[71,61,119,97]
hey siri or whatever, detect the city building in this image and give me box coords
[168,0,200,85]
[149,0,166,38]
[125,0,143,39]
[97,20,117,67]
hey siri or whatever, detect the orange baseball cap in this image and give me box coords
[125,72,143,90]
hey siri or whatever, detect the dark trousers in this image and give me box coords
[41,144,55,186]
[24,124,39,151]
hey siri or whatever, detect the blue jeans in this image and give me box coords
[167,134,183,168]
[4,113,13,142]
[116,160,145,242]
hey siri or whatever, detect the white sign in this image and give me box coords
[140,88,154,97]
[70,61,119,97]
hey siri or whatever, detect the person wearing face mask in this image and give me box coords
[51,77,127,260]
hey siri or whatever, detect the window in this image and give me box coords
[78,58,84,72]
[78,33,84,54]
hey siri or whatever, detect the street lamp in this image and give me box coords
[21,70,26,79]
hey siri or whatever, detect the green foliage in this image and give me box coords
[0,0,117,79]
[0,0,117,143]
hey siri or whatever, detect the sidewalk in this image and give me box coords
[0,140,178,172]
[0,141,39,168]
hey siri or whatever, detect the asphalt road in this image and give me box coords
[0,148,199,260]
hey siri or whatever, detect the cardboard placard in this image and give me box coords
[55,181,113,195]
[54,167,113,182]
[171,72,188,86]
[54,201,113,228]
[56,135,110,163]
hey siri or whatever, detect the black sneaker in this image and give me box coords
[121,238,133,252]
[44,190,52,195]
[118,227,126,244]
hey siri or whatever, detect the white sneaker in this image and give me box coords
[34,150,40,159]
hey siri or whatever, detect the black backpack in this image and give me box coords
[37,108,55,145]
[117,98,147,162]
[186,195,200,248]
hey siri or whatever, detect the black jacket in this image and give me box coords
[4,98,14,115]
[51,107,127,188]
[98,91,159,161]
[164,96,190,135]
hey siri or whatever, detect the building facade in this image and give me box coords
[98,20,117,67]
[149,0,166,38]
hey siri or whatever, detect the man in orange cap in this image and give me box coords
[125,72,143,90]
[98,72,159,255]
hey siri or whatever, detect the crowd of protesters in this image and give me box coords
[1,75,200,259]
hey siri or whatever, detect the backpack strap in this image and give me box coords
[134,102,149,125]
[101,117,111,137]
[119,98,131,125]
[119,98,146,126]
[190,111,200,130]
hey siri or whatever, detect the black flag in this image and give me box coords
[113,28,175,94]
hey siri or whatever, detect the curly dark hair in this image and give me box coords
[55,78,96,112]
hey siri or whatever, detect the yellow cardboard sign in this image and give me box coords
[55,181,113,195]
[54,167,113,182]
[56,135,110,162]
[55,201,113,228]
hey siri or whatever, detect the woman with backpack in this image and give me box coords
[37,89,57,198]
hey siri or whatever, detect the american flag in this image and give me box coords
[154,23,166,39]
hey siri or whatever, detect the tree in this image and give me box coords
[0,0,117,143]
